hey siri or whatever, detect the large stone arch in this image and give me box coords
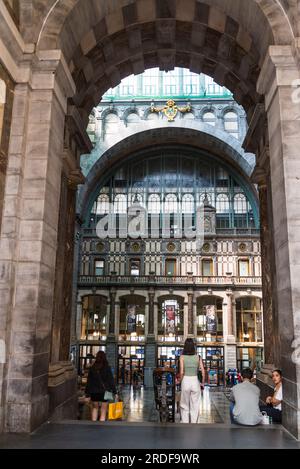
[81,112,253,176]
[30,0,295,124]
[77,126,258,222]
[1,0,300,439]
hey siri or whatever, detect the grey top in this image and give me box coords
[230,380,261,426]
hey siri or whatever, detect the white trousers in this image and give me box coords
[180,376,201,424]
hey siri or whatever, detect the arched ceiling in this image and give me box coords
[77,126,258,220]
[21,0,295,125]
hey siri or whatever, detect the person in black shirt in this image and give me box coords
[86,351,116,421]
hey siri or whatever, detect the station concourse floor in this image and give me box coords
[0,386,299,449]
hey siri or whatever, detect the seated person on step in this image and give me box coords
[230,368,262,426]
[260,369,283,424]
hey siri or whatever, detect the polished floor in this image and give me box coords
[80,385,229,423]
[1,386,299,449]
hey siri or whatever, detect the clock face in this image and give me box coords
[239,243,247,252]
[203,243,210,253]
[96,242,105,253]
[132,242,140,252]
[167,242,176,253]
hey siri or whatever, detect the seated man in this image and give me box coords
[230,368,262,426]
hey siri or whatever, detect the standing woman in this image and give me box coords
[180,338,205,423]
[86,351,116,422]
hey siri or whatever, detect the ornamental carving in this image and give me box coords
[150,99,191,122]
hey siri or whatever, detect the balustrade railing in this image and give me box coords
[78,274,262,286]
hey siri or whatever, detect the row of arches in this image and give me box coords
[96,107,241,140]
[93,192,250,215]
[80,293,263,344]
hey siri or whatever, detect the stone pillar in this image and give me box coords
[253,164,277,367]
[0,51,75,433]
[70,219,83,345]
[51,176,77,364]
[223,290,237,371]
[0,63,14,234]
[145,289,156,386]
[187,288,195,337]
[106,288,117,375]
[257,45,300,438]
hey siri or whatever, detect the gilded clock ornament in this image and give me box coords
[150,99,191,122]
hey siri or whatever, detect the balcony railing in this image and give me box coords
[82,228,260,237]
[78,275,262,287]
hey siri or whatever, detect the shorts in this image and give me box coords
[90,393,107,402]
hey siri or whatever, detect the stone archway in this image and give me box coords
[0,0,300,438]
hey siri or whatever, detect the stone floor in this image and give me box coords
[80,385,228,423]
[1,386,299,449]
[0,421,299,449]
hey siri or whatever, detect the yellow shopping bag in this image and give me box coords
[108,401,124,420]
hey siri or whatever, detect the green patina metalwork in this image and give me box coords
[103,68,232,102]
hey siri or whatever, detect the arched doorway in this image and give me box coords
[0,0,299,438]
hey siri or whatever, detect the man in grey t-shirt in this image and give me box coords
[230,368,262,426]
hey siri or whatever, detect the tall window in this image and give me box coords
[158,298,184,341]
[234,194,248,213]
[143,69,160,95]
[81,295,107,340]
[182,194,194,213]
[130,259,141,276]
[239,260,249,277]
[197,296,223,343]
[236,297,263,343]
[148,194,161,214]
[165,259,176,276]
[119,295,145,341]
[96,194,109,214]
[165,194,178,213]
[202,259,213,276]
[95,260,105,276]
[224,111,239,138]
[216,194,229,213]
[183,70,200,95]
[163,70,178,95]
[114,194,127,214]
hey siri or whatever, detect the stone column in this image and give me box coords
[223,290,237,370]
[187,288,195,337]
[253,164,277,367]
[0,51,75,433]
[0,63,14,233]
[147,288,155,335]
[51,176,77,364]
[145,289,156,386]
[106,288,117,375]
[70,219,83,346]
[257,45,300,438]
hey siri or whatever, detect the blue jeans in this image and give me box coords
[230,402,237,424]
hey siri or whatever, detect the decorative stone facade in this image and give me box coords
[0,0,299,439]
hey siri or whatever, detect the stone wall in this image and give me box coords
[0,63,14,233]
